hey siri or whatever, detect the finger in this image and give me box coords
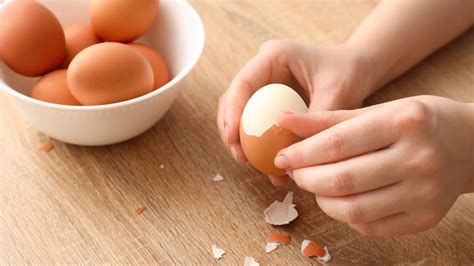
[231,144,248,164]
[348,211,438,236]
[268,175,289,187]
[217,92,229,145]
[278,100,400,139]
[277,109,364,138]
[315,183,410,224]
[289,148,403,196]
[217,92,247,163]
[275,104,400,169]
[223,43,299,147]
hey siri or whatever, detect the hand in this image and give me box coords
[274,96,474,236]
[217,40,375,186]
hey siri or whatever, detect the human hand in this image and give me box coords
[217,40,375,186]
[274,96,474,236]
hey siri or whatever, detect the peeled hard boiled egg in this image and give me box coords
[240,84,308,176]
[67,42,154,106]
[90,0,158,42]
[0,1,65,76]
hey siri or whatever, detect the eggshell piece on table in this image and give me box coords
[67,42,154,105]
[263,191,298,226]
[211,245,226,260]
[0,1,65,76]
[135,206,146,215]
[240,84,308,176]
[60,24,101,68]
[267,232,290,244]
[31,69,81,106]
[301,240,332,263]
[90,0,158,42]
[128,43,170,90]
[37,141,54,153]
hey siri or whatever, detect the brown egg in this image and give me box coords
[0,2,65,76]
[240,124,300,176]
[31,69,81,106]
[67,42,154,106]
[90,0,158,42]
[60,24,101,69]
[128,43,170,90]
[239,84,308,176]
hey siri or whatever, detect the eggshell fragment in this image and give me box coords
[243,256,259,266]
[264,191,298,226]
[129,43,170,90]
[265,242,280,253]
[240,84,308,176]
[213,174,224,182]
[37,141,54,152]
[60,24,101,68]
[211,245,225,260]
[31,70,81,106]
[301,240,332,263]
[90,0,158,42]
[267,232,290,244]
[135,207,146,215]
[265,232,290,253]
[67,42,154,105]
[0,1,66,76]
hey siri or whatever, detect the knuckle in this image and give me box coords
[406,147,441,175]
[259,39,292,54]
[287,145,305,167]
[320,110,337,124]
[396,100,431,132]
[418,182,442,205]
[292,170,308,190]
[329,170,354,195]
[415,213,440,232]
[325,133,347,159]
[354,223,377,236]
[344,201,365,224]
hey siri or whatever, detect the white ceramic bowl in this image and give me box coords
[0,0,205,146]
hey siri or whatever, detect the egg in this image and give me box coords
[31,69,81,106]
[128,43,170,90]
[0,1,66,76]
[90,0,158,42]
[67,42,154,105]
[60,24,101,69]
[240,84,308,176]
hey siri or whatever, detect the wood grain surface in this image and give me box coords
[1,0,473,265]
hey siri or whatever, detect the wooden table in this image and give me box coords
[1,0,473,264]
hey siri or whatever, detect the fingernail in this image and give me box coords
[274,154,290,169]
[230,146,238,161]
[224,124,230,143]
[286,170,294,179]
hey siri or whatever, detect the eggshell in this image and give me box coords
[128,43,170,90]
[240,84,308,176]
[67,42,154,106]
[31,69,81,106]
[0,1,66,76]
[90,0,158,42]
[60,24,101,69]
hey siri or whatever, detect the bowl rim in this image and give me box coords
[0,0,206,111]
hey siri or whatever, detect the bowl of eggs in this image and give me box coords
[0,0,205,145]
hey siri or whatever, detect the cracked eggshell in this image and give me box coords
[240,84,308,176]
